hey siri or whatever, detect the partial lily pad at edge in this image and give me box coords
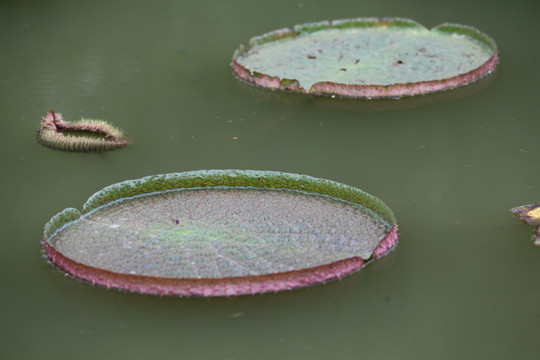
[42,170,398,297]
[510,203,540,245]
[232,17,498,98]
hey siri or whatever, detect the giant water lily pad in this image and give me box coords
[42,170,397,297]
[232,17,498,98]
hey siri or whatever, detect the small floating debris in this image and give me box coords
[37,110,129,152]
[42,170,398,297]
[232,17,498,98]
[510,204,540,245]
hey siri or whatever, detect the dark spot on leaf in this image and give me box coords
[340,68,347,72]
[354,59,360,64]
[307,54,317,59]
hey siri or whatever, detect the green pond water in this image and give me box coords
[1,0,539,359]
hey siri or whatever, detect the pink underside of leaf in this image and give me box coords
[233,52,498,98]
[41,110,66,130]
[232,61,284,90]
[42,225,398,297]
[372,225,398,258]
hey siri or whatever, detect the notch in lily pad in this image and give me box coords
[510,203,540,245]
[232,17,498,98]
[37,110,130,152]
[42,170,398,297]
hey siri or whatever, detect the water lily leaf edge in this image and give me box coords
[42,170,398,297]
[232,17,498,98]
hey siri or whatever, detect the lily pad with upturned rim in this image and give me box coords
[232,17,498,98]
[42,170,398,297]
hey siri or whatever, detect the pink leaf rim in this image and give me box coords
[42,225,397,297]
[231,17,498,99]
[42,170,398,297]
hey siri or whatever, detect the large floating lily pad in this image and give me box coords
[232,17,498,98]
[42,170,398,297]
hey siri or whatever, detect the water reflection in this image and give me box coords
[234,69,497,112]
[32,56,142,102]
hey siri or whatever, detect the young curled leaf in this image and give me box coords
[37,110,130,152]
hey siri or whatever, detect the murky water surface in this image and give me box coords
[1,0,539,359]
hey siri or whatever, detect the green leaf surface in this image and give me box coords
[44,170,396,280]
[233,17,497,97]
